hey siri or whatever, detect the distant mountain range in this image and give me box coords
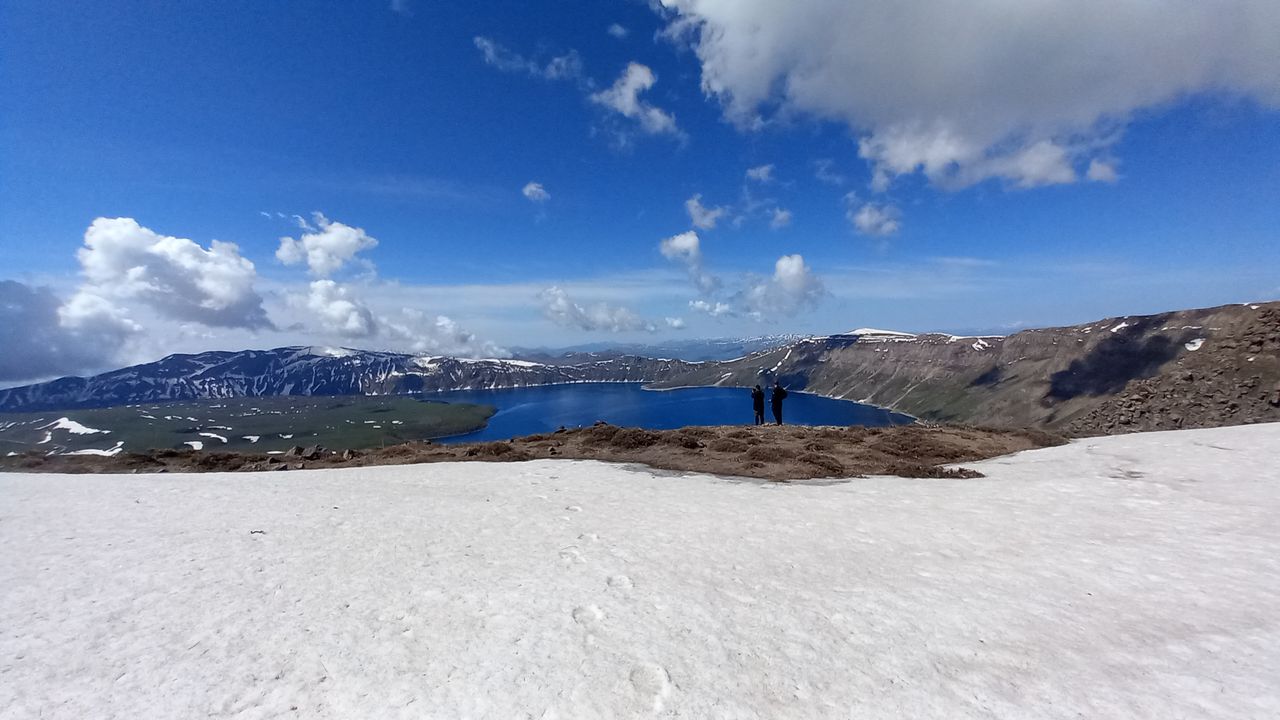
[2,303,1276,436]
[0,347,697,413]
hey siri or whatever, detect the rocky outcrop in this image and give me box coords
[1066,306,1280,434]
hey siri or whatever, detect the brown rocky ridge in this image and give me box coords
[0,423,1065,481]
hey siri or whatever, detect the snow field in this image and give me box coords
[2,424,1279,718]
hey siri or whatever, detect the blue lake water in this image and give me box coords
[431,383,913,443]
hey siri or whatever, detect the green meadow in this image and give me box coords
[0,396,494,456]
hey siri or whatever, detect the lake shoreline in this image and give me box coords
[427,382,912,444]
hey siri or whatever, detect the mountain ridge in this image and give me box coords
[3,301,1276,436]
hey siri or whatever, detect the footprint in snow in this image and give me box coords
[629,664,673,712]
[607,574,633,590]
[571,604,603,628]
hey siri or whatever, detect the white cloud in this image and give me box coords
[738,254,825,318]
[522,182,550,202]
[1086,158,1120,184]
[608,23,629,39]
[745,164,774,182]
[659,230,720,295]
[538,286,657,333]
[300,280,377,338]
[277,213,378,277]
[473,36,583,81]
[381,310,509,358]
[590,63,679,136]
[770,207,792,229]
[658,230,702,265]
[0,281,137,382]
[659,0,1280,189]
[71,217,270,330]
[689,299,732,317]
[684,194,727,230]
[847,198,901,237]
[665,317,686,329]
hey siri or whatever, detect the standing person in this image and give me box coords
[751,385,765,425]
[771,381,788,425]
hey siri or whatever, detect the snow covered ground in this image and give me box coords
[2,424,1279,719]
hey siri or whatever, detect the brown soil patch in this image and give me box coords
[0,423,1065,481]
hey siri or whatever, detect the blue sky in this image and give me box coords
[1,0,1278,380]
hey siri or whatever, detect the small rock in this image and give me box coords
[284,446,304,458]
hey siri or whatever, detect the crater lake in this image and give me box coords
[431,383,913,443]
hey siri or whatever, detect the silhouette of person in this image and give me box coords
[751,385,765,425]
[771,381,788,425]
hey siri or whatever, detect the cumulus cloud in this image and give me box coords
[738,254,825,318]
[473,36,583,81]
[659,230,720,295]
[277,213,378,278]
[607,23,629,39]
[522,182,550,202]
[689,299,732,317]
[1086,158,1120,184]
[769,208,792,229]
[745,164,774,182]
[659,0,1280,189]
[538,286,657,333]
[382,310,509,358]
[70,217,270,330]
[0,281,137,382]
[846,198,901,237]
[590,63,679,136]
[684,194,727,230]
[300,280,377,338]
[665,317,686,329]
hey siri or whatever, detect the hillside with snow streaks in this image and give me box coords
[0,347,697,412]
[654,301,1280,435]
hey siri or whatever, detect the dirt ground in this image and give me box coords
[0,423,1065,481]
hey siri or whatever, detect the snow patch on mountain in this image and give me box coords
[40,417,109,435]
[64,441,125,457]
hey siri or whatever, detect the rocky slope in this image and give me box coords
[0,347,698,412]
[652,302,1280,435]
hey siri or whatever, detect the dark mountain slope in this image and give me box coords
[652,302,1280,435]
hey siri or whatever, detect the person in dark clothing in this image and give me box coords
[770,382,788,425]
[751,385,765,425]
